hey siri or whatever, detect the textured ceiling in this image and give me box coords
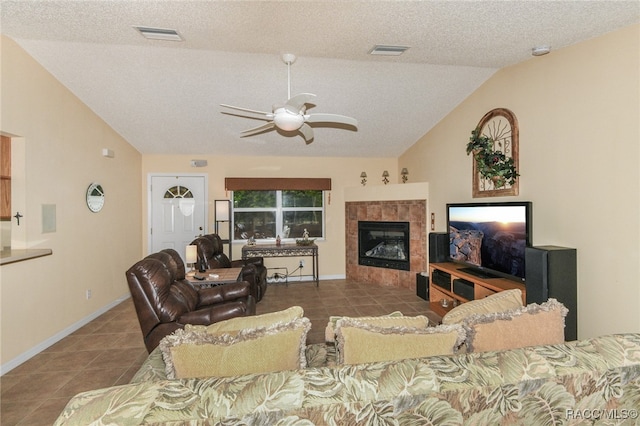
[2,1,638,158]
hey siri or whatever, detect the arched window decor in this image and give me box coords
[466,108,519,198]
[164,185,195,216]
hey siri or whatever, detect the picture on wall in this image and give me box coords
[467,108,520,198]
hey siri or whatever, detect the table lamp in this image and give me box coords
[185,245,198,276]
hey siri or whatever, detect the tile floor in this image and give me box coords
[0,278,436,425]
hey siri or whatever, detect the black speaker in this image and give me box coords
[429,232,449,263]
[431,269,451,291]
[525,246,577,341]
[416,273,429,300]
[453,278,474,300]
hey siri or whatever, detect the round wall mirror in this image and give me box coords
[86,183,105,212]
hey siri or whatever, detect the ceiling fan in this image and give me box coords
[221,53,358,144]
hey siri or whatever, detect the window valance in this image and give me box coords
[225,178,331,191]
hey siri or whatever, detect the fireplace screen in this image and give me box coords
[358,221,410,271]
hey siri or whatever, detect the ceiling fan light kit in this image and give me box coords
[273,108,304,131]
[221,53,358,144]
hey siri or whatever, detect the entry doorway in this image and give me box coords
[148,174,208,258]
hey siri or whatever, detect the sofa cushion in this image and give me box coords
[186,306,304,336]
[335,317,465,365]
[441,288,523,325]
[160,317,310,379]
[463,298,568,352]
[324,311,412,342]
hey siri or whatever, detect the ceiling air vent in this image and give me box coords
[369,45,410,56]
[134,26,183,41]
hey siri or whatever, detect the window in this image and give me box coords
[233,190,324,241]
[164,185,195,217]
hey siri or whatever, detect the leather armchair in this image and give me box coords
[126,248,256,353]
[191,234,268,302]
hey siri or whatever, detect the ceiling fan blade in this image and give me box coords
[286,93,316,111]
[240,122,275,137]
[299,123,315,144]
[221,104,273,118]
[305,113,358,128]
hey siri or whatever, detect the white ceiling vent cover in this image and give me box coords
[369,45,410,56]
[134,26,183,41]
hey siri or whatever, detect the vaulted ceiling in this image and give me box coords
[2,1,638,157]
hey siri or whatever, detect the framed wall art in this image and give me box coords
[466,108,519,198]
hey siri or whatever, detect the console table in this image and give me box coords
[242,243,319,286]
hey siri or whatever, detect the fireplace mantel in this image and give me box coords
[345,182,429,203]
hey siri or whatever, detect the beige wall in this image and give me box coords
[141,155,398,276]
[2,23,638,371]
[0,37,143,368]
[400,24,640,339]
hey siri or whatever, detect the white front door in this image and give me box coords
[149,175,207,259]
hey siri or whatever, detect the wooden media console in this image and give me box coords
[428,262,526,319]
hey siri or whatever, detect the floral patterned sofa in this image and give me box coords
[55,294,640,425]
[54,332,640,425]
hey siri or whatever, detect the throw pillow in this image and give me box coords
[185,306,304,336]
[463,298,568,353]
[324,311,409,342]
[160,317,310,379]
[334,317,465,365]
[441,289,524,325]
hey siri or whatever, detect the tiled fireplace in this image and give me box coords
[346,199,427,289]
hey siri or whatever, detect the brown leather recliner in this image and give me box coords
[190,234,268,302]
[126,248,256,353]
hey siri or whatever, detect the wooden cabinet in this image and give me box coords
[428,262,526,318]
[1,136,10,221]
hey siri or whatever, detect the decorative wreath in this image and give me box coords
[466,129,519,189]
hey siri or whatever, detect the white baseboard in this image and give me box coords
[282,274,345,283]
[1,293,131,376]
[319,274,346,280]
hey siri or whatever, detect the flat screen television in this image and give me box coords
[446,201,532,282]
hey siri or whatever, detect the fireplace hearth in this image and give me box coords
[358,221,410,271]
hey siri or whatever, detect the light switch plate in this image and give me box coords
[42,204,56,233]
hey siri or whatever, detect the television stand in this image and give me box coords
[428,262,526,319]
[458,267,498,280]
